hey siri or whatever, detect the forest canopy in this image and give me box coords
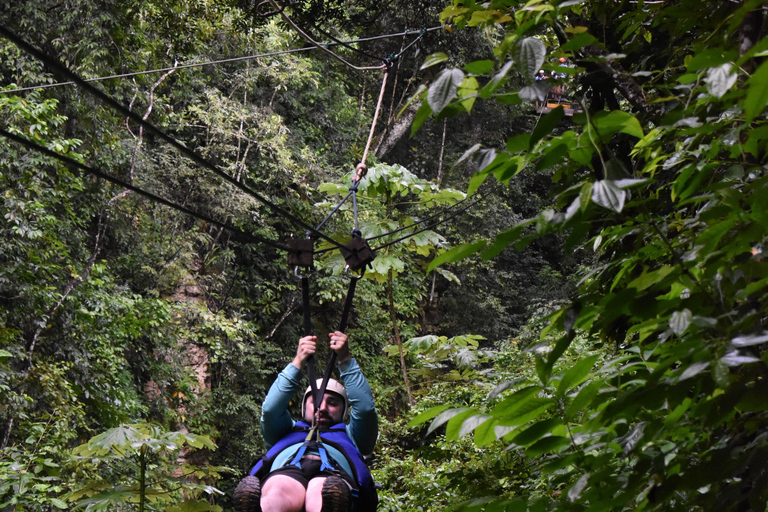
[2,1,768,512]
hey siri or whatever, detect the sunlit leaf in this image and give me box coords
[556,355,599,396]
[407,404,455,428]
[721,349,761,367]
[731,331,768,347]
[428,407,471,435]
[421,52,449,70]
[591,180,626,212]
[705,63,737,98]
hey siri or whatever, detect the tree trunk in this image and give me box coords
[387,269,413,407]
[374,100,421,160]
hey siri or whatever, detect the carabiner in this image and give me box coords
[295,265,313,279]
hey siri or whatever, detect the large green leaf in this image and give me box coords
[746,60,768,122]
[428,68,465,114]
[428,240,488,271]
[591,110,644,140]
[531,107,564,148]
[421,52,449,70]
[73,425,144,456]
[447,413,493,440]
[705,63,737,98]
[556,354,600,397]
[407,404,455,427]
[428,407,471,435]
[591,180,627,212]
[510,418,564,447]
[524,435,570,457]
[490,386,542,416]
[513,37,546,81]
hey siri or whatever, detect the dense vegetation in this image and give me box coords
[2,1,768,512]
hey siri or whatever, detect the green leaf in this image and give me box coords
[467,172,489,196]
[421,52,449,70]
[561,32,599,52]
[490,386,542,417]
[591,180,627,212]
[745,60,768,122]
[447,413,492,440]
[518,83,550,103]
[679,361,710,381]
[565,379,604,420]
[530,107,564,148]
[568,474,590,502]
[591,110,644,140]
[463,60,495,74]
[480,60,514,98]
[74,425,143,456]
[428,407,471,435]
[556,354,600,396]
[428,240,488,271]
[407,404,454,427]
[705,63,737,98]
[510,418,564,447]
[506,133,531,153]
[410,101,433,136]
[513,37,546,81]
[524,435,570,457]
[49,498,68,509]
[428,68,465,114]
[686,47,733,71]
[670,309,692,336]
[731,331,768,347]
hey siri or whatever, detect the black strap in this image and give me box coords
[299,173,369,418]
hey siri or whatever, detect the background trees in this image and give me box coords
[2,1,767,511]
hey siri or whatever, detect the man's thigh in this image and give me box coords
[261,474,306,512]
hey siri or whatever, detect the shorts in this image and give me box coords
[263,456,353,489]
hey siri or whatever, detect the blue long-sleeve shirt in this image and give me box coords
[260,358,378,477]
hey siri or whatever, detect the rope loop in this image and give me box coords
[353,163,368,184]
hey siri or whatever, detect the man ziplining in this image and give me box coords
[234,331,379,512]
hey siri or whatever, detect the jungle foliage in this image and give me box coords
[1,0,767,512]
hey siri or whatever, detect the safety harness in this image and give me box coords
[249,421,378,510]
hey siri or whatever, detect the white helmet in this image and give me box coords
[302,378,349,420]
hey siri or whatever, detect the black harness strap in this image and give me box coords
[293,161,376,421]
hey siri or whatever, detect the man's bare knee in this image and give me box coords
[261,475,306,512]
[304,476,327,512]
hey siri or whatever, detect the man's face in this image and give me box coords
[304,392,345,426]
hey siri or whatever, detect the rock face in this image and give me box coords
[146,266,213,474]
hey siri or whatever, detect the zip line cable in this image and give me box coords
[370,187,496,252]
[0,27,444,95]
[0,23,347,252]
[273,3,386,72]
[0,127,291,251]
[1,23,463,259]
[293,13,387,65]
[312,183,500,256]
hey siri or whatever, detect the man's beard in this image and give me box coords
[315,411,334,425]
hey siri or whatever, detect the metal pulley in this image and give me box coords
[287,237,314,268]
[340,230,376,272]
